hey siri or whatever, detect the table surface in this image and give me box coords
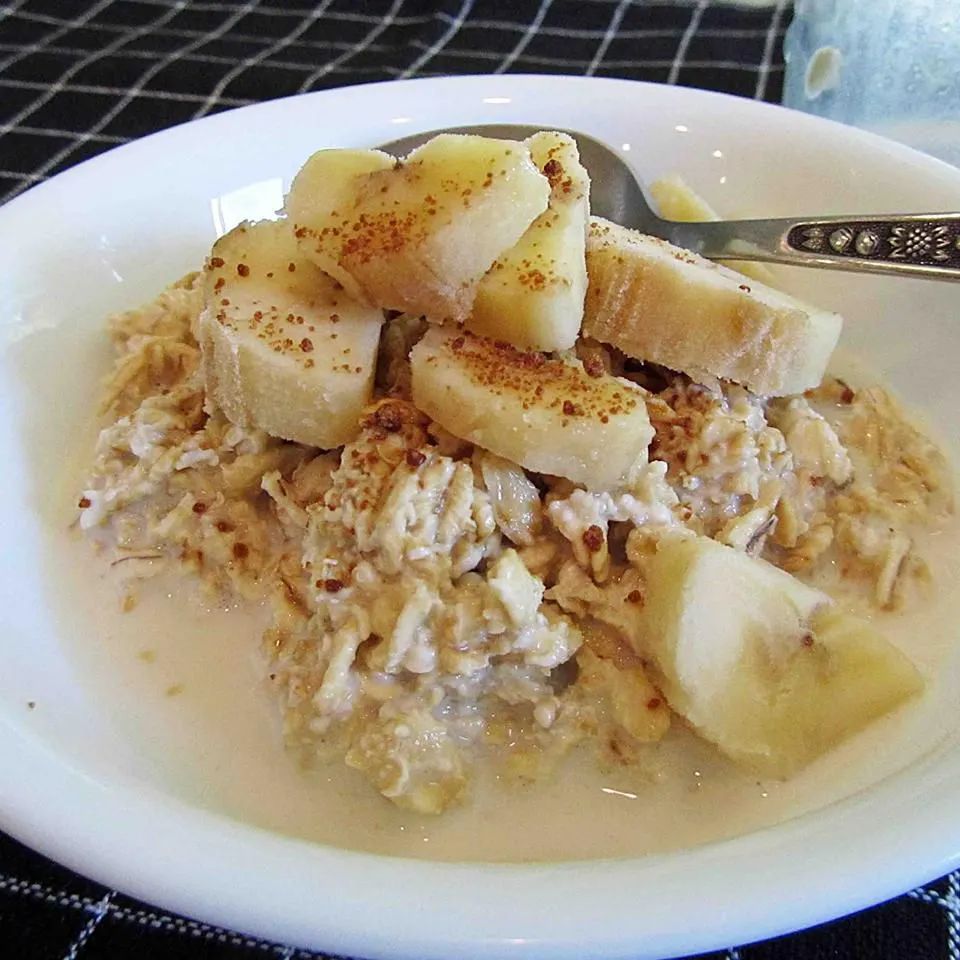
[1,1,958,958]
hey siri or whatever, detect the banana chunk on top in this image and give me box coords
[200,219,382,449]
[410,325,653,490]
[282,147,395,305]
[286,134,550,322]
[468,131,590,352]
[637,536,923,777]
[583,218,843,396]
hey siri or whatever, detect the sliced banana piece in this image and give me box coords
[583,218,843,396]
[648,175,718,223]
[285,148,394,303]
[638,535,923,777]
[410,325,653,490]
[286,134,550,322]
[649,174,777,285]
[468,131,590,351]
[200,219,383,449]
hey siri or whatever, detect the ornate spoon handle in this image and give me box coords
[665,213,960,280]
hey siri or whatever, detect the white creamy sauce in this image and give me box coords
[45,495,960,864]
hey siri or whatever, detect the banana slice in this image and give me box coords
[638,536,923,777]
[410,325,653,490]
[583,218,843,396]
[286,134,550,322]
[200,219,383,449]
[285,148,394,303]
[468,131,590,351]
[649,174,777,285]
[649,175,718,222]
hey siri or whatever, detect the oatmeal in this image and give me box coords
[76,132,953,814]
[78,285,952,811]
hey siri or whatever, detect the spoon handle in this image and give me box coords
[664,213,960,280]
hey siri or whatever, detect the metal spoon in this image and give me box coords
[380,123,960,282]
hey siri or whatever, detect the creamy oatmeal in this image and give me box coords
[75,133,953,818]
[77,282,951,813]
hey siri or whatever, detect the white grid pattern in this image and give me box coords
[667,0,708,84]
[951,872,959,960]
[0,0,792,176]
[192,0,335,117]
[107,0,438,24]
[753,0,789,99]
[492,0,553,75]
[0,0,113,74]
[63,891,115,960]
[0,870,331,958]
[294,0,408,92]
[585,0,632,76]
[0,38,400,66]
[3,15,401,48]
[402,38,777,69]
[9,11,780,42]
[1,0,195,192]
[398,0,477,80]
[0,74,255,103]
[0,0,186,135]
[910,872,960,960]
[0,0,26,18]
[9,5,944,960]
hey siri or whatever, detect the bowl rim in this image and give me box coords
[3,74,960,960]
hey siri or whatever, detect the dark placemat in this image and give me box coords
[1,0,791,201]
[1,1,956,958]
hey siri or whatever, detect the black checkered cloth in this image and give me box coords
[0,1,956,958]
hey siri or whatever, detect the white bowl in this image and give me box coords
[2,75,960,960]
